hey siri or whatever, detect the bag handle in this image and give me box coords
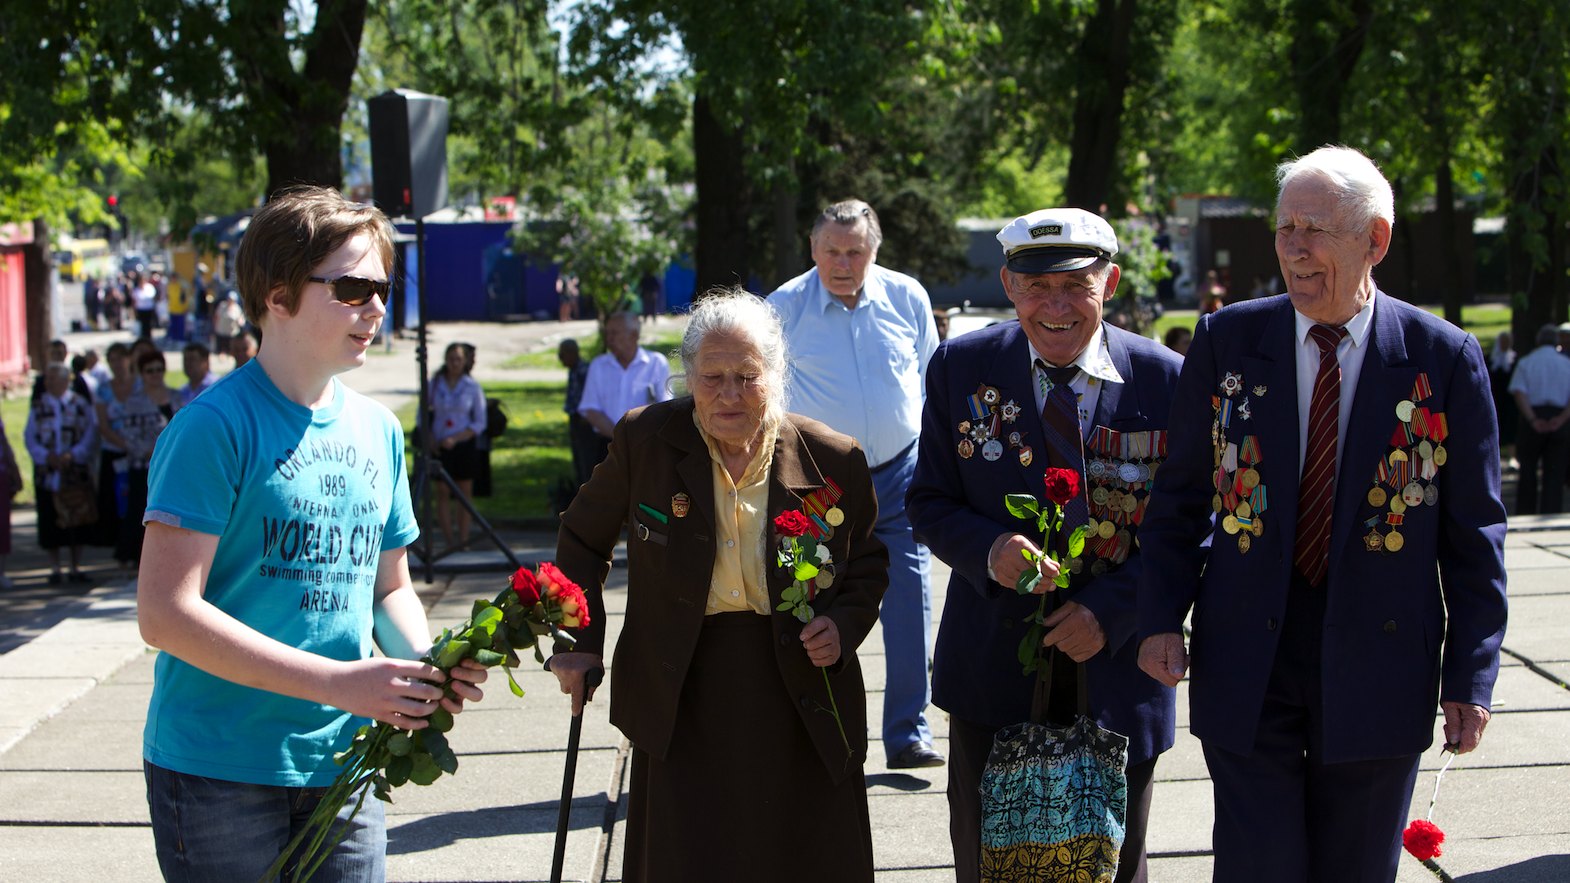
[1029,591,1091,725]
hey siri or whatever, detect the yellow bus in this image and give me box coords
[53,238,112,281]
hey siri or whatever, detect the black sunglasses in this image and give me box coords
[308,275,391,307]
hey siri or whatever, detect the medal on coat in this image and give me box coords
[671,492,691,519]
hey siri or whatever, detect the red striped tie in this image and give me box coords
[1295,323,1347,587]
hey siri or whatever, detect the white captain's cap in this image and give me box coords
[996,207,1118,273]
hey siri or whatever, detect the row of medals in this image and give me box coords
[1213,463,1264,554]
[1363,390,1446,553]
[1075,453,1153,575]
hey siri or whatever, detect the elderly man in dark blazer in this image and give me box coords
[908,208,1182,883]
[550,287,888,882]
[1137,146,1509,883]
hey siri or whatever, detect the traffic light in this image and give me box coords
[107,194,118,208]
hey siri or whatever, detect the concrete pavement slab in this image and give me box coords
[1500,594,1570,663]
[867,790,955,870]
[1486,664,1570,713]
[1501,546,1570,569]
[0,826,158,882]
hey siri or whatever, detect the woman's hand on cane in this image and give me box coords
[549,651,604,716]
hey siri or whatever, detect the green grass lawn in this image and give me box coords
[1150,302,1513,355]
[503,328,686,370]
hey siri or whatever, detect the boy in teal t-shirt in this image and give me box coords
[137,187,487,881]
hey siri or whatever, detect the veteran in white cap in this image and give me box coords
[908,206,1184,883]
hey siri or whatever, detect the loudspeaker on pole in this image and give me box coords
[368,89,450,219]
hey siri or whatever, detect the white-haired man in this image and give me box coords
[1138,146,1508,882]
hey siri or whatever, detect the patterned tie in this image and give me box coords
[1294,323,1348,588]
[1036,360,1090,553]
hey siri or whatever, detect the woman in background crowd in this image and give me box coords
[25,364,99,584]
[427,341,486,550]
[94,342,135,566]
[115,350,173,568]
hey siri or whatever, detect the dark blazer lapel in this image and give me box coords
[1332,293,1418,565]
[982,323,1050,491]
[1093,324,1135,430]
[767,419,826,600]
[1241,302,1303,543]
[662,404,719,535]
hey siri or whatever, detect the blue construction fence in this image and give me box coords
[393,220,696,323]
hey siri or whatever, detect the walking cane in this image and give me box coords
[550,666,603,883]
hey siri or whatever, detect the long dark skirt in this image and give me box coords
[93,449,126,548]
[622,612,874,883]
[34,475,92,549]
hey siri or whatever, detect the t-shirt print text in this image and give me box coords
[260,436,389,609]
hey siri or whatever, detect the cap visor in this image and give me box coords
[1005,248,1101,274]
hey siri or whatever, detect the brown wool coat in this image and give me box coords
[555,398,889,781]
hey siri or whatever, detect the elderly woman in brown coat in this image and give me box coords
[549,287,888,882]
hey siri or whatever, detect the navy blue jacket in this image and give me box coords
[1137,293,1508,763]
[909,320,1181,766]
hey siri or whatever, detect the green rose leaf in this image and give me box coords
[409,752,442,786]
[1017,630,1038,668]
[423,730,459,774]
[473,649,507,667]
[427,707,454,733]
[1067,526,1088,558]
[1015,568,1041,595]
[793,560,820,581]
[386,755,413,787]
[434,639,472,670]
[505,666,526,698]
[1054,570,1071,589]
[1004,494,1041,520]
[387,732,414,757]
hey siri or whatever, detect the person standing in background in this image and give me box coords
[770,198,944,770]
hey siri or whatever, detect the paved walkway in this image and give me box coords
[2,320,1568,880]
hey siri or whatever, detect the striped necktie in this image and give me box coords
[1294,323,1348,587]
[1036,360,1090,551]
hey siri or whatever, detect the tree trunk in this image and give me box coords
[23,218,53,368]
[692,92,751,297]
[232,0,368,197]
[1434,154,1464,325]
[1064,0,1137,212]
[1289,0,1374,151]
[771,174,800,291]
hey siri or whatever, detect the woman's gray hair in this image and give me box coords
[680,286,789,430]
[44,362,73,384]
[1276,145,1395,234]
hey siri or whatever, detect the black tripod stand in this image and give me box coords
[403,217,523,583]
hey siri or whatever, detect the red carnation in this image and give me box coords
[774,510,812,537]
[1403,819,1445,862]
[509,567,541,606]
[1042,467,1081,506]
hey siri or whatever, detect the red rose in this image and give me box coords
[1042,467,1081,506]
[538,562,592,628]
[1402,819,1445,861]
[510,567,541,606]
[774,510,811,537]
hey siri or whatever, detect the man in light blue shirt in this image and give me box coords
[770,199,943,768]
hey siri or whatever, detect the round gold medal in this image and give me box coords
[1416,440,1434,461]
[1434,445,1448,466]
[1098,520,1116,539]
[1092,487,1111,507]
[1122,493,1138,514]
[1223,514,1241,535]
[1250,516,1264,537]
[1212,494,1223,513]
[1368,486,1388,507]
[1395,400,1415,422]
[1389,494,1407,514]
[815,570,835,590]
[1241,468,1260,489]
[1236,500,1252,519]
[1384,529,1405,552]
[825,507,845,527]
[1086,517,1100,537]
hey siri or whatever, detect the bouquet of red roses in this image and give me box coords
[1004,467,1088,675]
[260,564,591,883]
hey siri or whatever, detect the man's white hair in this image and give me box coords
[1277,145,1395,233]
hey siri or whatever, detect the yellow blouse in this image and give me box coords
[697,413,778,615]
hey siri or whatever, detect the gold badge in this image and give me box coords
[1384,529,1405,552]
[1018,446,1034,467]
[825,506,845,527]
[1367,486,1388,508]
[1434,445,1448,466]
[1237,531,1252,554]
[671,492,690,518]
[958,439,974,459]
[1364,530,1384,551]
[815,570,835,590]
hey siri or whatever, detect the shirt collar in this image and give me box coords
[1026,321,1124,384]
[815,265,884,312]
[1293,292,1376,349]
[692,409,778,488]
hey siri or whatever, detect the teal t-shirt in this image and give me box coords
[141,360,420,786]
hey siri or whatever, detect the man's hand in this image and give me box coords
[549,651,605,716]
[800,616,841,667]
[1441,701,1490,754]
[989,533,1060,593]
[1041,601,1105,662]
[439,658,488,715]
[328,657,455,729]
[1137,633,1189,687]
